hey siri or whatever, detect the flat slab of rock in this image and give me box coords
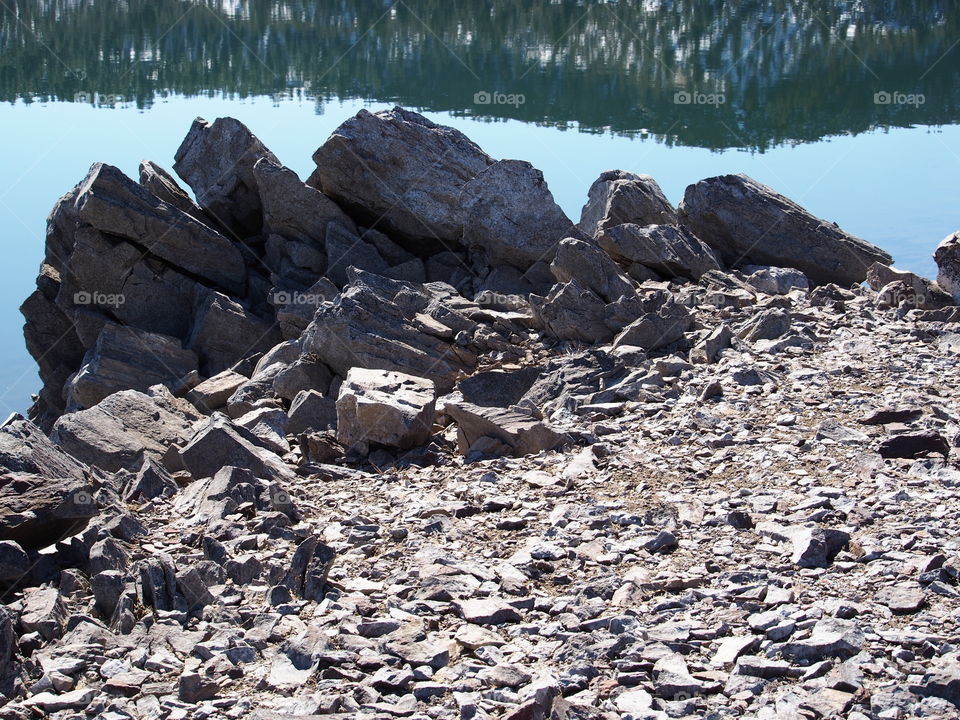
[679,173,892,286]
[309,107,493,249]
[336,368,436,454]
[444,402,566,458]
[454,599,522,625]
[51,386,201,472]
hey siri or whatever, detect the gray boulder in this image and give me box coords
[679,174,892,286]
[173,116,280,238]
[336,368,436,455]
[598,223,721,280]
[934,231,960,304]
[65,324,198,410]
[308,107,493,249]
[578,170,677,237]
[138,160,213,226]
[0,541,30,582]
[185,370,248,414]
[255,158,356,241]
[868,260,953,309]
[461,159,575,270]
[550,237,636,303]
[531,279,644,344]
[743,265,810,295]
[74,162,246,294]
[51,386,201,472]
[178,416,294,484]
[186,291,282,377]
[287,390,337,436]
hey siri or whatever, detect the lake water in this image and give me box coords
[1,0,958,414]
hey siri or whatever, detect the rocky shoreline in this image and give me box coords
[3,106,960,719]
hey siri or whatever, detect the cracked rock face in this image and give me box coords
[8,106,960,720]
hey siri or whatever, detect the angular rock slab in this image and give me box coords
[550,237,636,304]
[51,386,201,472]
[444,402,566,458]
[461,159,575,270]
[578,169,677,237]
[309,107,494,249]
[186,291,282,377]
[174,116,280,238]
[679,173,892,286]
[336,368,436,454]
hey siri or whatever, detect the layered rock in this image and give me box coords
[679,173,892,286]
[578,169,678,236]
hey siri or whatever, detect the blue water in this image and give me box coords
[1,95,958,414]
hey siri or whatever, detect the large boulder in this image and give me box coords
[679,174,892,286]
[612,291,693,351]
[460,159,575,270]
[64,324,198,410]
[302,269,476,393]
[550,237,636,303]
[336,369,436,455]
[578,170,677,237]
[934,231,960,304]
[73,162,247,294]
[51,386,201,472]
[866,261,952,310]
[173,116,280,238]
[598,223,721,280]
[0,417,96,549]
[308,107,494,250]
[178,416,294,484]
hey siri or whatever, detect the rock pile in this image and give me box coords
[6,106,960,719]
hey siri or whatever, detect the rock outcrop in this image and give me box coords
[8,107,959,720]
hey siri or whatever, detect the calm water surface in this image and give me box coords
[1,0,958,413]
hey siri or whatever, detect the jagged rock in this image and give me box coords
[51,386,201,472]
[598,223,721,280]
[578,170,677,237]
[531,279,644,344]
[458,368,542,408]
[73,162,247,294]
[865,262,950,309]
[454,598,522,625]
[124,457,179,501]
[287,390,337,436]
[272,357,334,402]
[519,349,624,412]
[179,417,295,485]
[679,173,892,285]
[186,370,248,413]
[461,159,576,269]
[138,160,212,226]
[273,277,339,340]
[934,231,960,304]
[308,107,493,249]
[65,323,198,410]
[789,527,850,568]
[739,308,792,343]
[302,269,476,393]
[743,265,810,295]
[444,402,566,458]
[186,291,282,377]
[0,541,30,582]
[1,415,87,481]
[877,431,950,459]
[284,536,335,601]
[138,555,178,611]
[323,221,390,288]
[781,619,864,662]
[690,325,733,364]
[336,368,436,455]
[173,116,280,237]
[255,157,356,241]
[612,291,693,351]
[550,237,636,303]
[911,663,960,707]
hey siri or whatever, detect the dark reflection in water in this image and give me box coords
[1,0,958,149]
